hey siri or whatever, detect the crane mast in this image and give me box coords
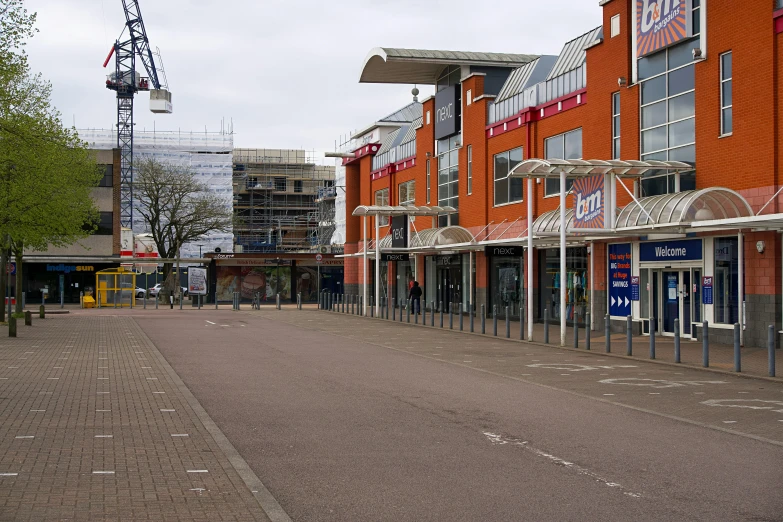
[104,0,172,229]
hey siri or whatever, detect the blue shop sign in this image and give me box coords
[639,239,702,262]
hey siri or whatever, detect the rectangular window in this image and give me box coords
[720,51,733,135]
[96,211,113,235]
[99,164,113,187]
[544,129,582,197]
[493,146,523,206]
[426,159,431,204]
[612,92,621,159]
[274,177,286,191]
[294,180,303,193]
[610,14,620,37]
[467,145,473,195]
[375,188,389,226]
[399,180,415,206]
[714,237,739,324]
[437,135,461,226]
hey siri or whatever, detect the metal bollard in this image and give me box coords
[393,298,397,321]
[702,320,709,367]
[370,297,374,318]
[585,312,591,351]
[544,308,549,344]
[469,302,474,333]
[520,305,524,341]
[39,305,45,319]
[423,301,427,325]
[179,291,183,310]
[399,298,404,323]
[573,312,578,348]
[481,304,486,334]
[22,292,25,310]
[459,303,463,331]
[626,316,632,356]
[734,323,741,372]
[650,317,657,359]
[440,301,444,328]
[143,292,146,309]
[276,293,281,310]
[493,305,498,337]
[605,314,611,353]
[674,319,681,363]
[415,301,419,324]
[769,325,776,377]
[431,301,435,327]
[407,299,411,323]
[449,302,453,330]
[505,306,510,339]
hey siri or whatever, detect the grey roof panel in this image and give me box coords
[496,56,558,102]
[379,102,422,123]
[546,26,603,80]
[400,116,422,144]
[375,128,401,156]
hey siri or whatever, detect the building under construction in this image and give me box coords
[233,149,336,253]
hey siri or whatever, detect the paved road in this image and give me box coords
[128,308,783,521]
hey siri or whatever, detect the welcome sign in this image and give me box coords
[636,0,692,58]
[572,174,604,229]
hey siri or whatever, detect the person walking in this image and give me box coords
[409,281,422,315]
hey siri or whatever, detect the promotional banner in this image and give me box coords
[188,268,208,295]
[636,0,693,58]
[572,174,604,229]
[609,244,632,317]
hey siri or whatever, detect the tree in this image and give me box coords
[133,157,232,301]
[0,1,101,319]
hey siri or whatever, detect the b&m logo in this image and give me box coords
[636,0,692,58]
[573,175,604,229]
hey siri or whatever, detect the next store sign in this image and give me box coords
[639,239,702,262]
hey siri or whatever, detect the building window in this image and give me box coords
[638,8,700,196]
[95,212,113,235]
[467,145,473,195]
[437,65,462,91]
[375,188,389,226]
[99,164,113,187]
[544,129,582,197]
[720,52,732,135]
[294,180,303,193]
[426,159,431,204]
[494,147,523,206]
[426,111,431,125]
[714,237,739,325]
[612,92,621,159]
[610,14,620,37]
[399,180,415,206]
[274,177,286,191]
[437,134,460,226]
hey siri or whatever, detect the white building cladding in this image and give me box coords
[79,129,234,258]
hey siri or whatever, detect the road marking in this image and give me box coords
[220,324,230,327]
[171,434,189,437]
[603,394,615,396]
[141,367,152,369]
[187,470,208,473]
[24,352,33,354]
[483,432,641,498]
[95,435,113,438]
[0,378,6,380]
[8,367,18,369]
[96,410,111,412]
[47,378,59,380]
[98,378,108,380]
[99,358,107,360]
[135,351,143,354]
[98,367,108,369]
[599,378,727,389]
[53,367,63,369]
[648,393,660,395]
[701,399,783,413]
[29,410,45,413]
[15,436,34,439]
[160,409,175,412]
[723,421,737,424]
[153,391,165,394]
[0,473,19,476]
[97,392,109,395]
[92,471,115,474]
[147,378,158,380]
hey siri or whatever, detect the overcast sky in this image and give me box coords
[23,0,601,157]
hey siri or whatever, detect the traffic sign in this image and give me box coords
[315,254,323,263]
[6,262,15,275]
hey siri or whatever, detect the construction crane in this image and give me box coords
[103,0,172,229]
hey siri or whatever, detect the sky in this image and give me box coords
[23,0,602,159]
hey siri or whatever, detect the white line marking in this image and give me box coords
[649,393,660,395]
[135,351,143,354]
[0,378,7,380]
[24,352,33,354]
[92,471,115,474]
[47,378,59,380]
[141,367,152,369]
[29,410,45,413]
[483,432,641,498]
[160,409,175,412]
[96,410,111,412]
[98,378,108,380]
[97,392,109,394]
[95,435,113,438]
[99,358,107,360]
[146,378,158,380]
[220,324,230,327]
[171,434,189,437]
[603,394,615,396]
[98,367,108,369]
[723,421,737,424]
[205,321,215,325]
[0,473,18,476]
[53,367,63,369]
[8,367,18,369]
[152,391,165,394]
[15,436,34,439]
[701,399,783,413]
[187,470,208,473]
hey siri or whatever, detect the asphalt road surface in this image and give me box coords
[135,309,783,521]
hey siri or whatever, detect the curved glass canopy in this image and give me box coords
[616,188,753,229]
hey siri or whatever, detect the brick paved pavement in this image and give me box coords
[0,315,272,521]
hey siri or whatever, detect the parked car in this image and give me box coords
[148,283,188,297]
[120,282,147,298]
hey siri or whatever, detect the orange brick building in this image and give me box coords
[336,1,783,348]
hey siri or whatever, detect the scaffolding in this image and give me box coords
[233,149,336,253]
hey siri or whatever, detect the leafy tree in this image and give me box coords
[133,157,232,300]
[0,1,101,318]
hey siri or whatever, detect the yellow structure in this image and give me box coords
[95,267,136,308]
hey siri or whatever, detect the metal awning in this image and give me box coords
[352,205,457,217]
[689,213,783,232]
[615,188,753,230]
[378,226,475,249]
[509,158,692,178]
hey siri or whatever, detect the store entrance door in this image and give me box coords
[648,269,694,338]
[437,266,462,312]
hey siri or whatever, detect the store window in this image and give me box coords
[638,4,700,196]
[375,188,389,226]
[714,237,739,325]
[544,129,582,197]
[494,147,524,206]
[720,52,733,135]
[538,247,588,324]
[399,180,415,206]
[437,134,460,226]
[491,256,522,317]
[467,145,473,195]
[612,92,621,159]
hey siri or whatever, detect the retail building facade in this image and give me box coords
[338,0,783,348]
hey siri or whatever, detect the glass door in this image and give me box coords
[682,270,691,336]
[662,271,679,334]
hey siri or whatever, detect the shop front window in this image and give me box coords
[491,256,522,317]
[539,247,588,324]
[714,237,739,324]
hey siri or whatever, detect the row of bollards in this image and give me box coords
[8,308,42,338]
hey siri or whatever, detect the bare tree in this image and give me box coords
[133,158,232,301]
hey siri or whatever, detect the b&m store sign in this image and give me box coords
[636,0,693,58]
[572,175,604,229]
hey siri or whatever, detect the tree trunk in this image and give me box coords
[161,262,174,302]
[14,249,23,314]
[0,249,6,323]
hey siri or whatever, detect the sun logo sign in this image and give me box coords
[636,0,692,58]
[573,175,604,230]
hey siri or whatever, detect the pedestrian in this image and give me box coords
[409,281,422,315]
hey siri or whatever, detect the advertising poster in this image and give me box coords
[636,0,692,58]
[609,243,632,317]
[188,268,208,295]
[572,174,604,229]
